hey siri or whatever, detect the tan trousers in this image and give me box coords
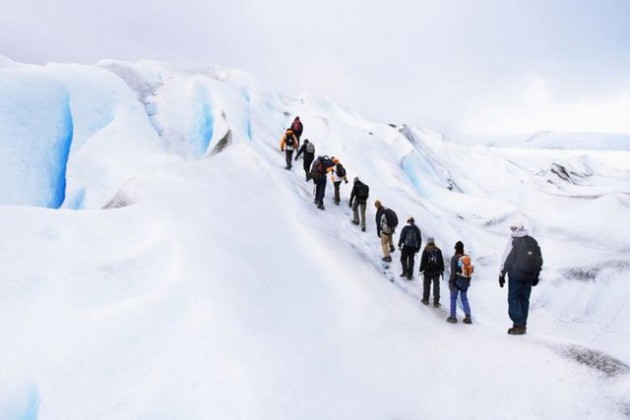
[381,233,393,258]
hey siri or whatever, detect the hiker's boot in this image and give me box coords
[421,299,430,306]
[463,316,472,324]
[351,220,360,225]
[389,245,396,253]
[399,272,407,277]
[317,203,325,210]
[433,302,441,308]
[382,256,392,263]
[446,316,458,323]
[507,326,526,335]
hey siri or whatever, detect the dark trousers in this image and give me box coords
[352,201,367,230]
[315,180,326,205]
[400,247,416,279]
[333,181,341,204]
[285,150,294,169]
[508,276,533,327]
[423,274,440,303]
[303,154,314,177]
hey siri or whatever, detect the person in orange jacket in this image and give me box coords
[279,128,299,170]
[330,157,348,205]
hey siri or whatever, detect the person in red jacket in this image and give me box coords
[290,116,303,141]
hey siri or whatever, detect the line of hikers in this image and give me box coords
[370,203,542,334]
[279,119,543,334]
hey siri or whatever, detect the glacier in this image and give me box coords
[1,56,629,419]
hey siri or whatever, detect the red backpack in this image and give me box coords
[291,120,303,134]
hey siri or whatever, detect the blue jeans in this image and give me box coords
[450,278,471,318]
[508,276,533,327]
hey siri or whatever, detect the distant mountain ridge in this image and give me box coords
[461,131,630,151]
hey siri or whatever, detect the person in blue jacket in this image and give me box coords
[447,241,472,324]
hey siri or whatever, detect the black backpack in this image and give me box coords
[285,133,295,147]
[356,183,369,199]
[514,236,543,275]
[425,248,440,271]
[385,208,398,230]
[403,227,420,248]
[336,163,346,178]
[320,155,334,169]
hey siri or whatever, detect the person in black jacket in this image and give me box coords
[349,177,369,232]
[295,139,315,180]
[397,217,422,280]
[499,221,543,335]
[419,237,445,307]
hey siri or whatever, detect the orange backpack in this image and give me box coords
[459,254,474,278]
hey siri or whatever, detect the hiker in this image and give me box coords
[330,157,348,205]
[349,177,369,232]
[295,139,315,180]
[279,128,299,170]
[499,221,543,335]
[397,217,422,280]
[310,155,335,210]
[447,241,473,324]
[374,200,398,263]
[290,116,303,141]
[419,237,445,307]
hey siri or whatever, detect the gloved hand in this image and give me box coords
[349,201,352,208]
[344,179,348,184]
[499,275,505,288]
[532,277,539,287]
[295,156,298,161]
[377,232,381,238]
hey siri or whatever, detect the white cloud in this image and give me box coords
[460,78,630,136]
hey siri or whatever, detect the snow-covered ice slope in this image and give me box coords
[1,58,629,419]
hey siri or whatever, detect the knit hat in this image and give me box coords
[407,217,415,224]
[374,200,382,208]
[353,177,360,183]
[510,220,525,231]
[427,236,435,244]
[455,241,464,252]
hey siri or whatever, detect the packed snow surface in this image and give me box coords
[1,57,629,419]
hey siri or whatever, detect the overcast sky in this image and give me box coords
[2,0,630,137]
